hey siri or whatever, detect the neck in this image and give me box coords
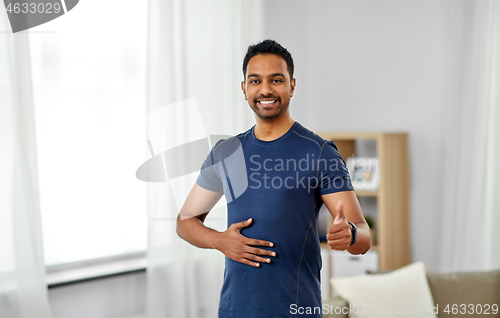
[254,112,295,141]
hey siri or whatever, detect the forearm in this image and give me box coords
[176,215,221,250]
[347,223,371,255]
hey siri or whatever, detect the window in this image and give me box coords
[29,0,148,266]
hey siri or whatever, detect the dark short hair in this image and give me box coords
[242,39,294,80]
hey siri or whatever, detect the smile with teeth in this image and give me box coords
[259,100,276,105]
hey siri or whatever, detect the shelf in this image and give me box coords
[318,132,410,270]
[317,131,407,141]
[319,242,379,253]
[355,189,379,197]
[317,132,384,141]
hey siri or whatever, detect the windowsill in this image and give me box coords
[46,252,147,288]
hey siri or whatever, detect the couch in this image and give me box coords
[322,266,500,318]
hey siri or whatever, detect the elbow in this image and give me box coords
[175,215,184,239]
[352,243,371,255]
[175,224,181,238]
[360,229,373,254]
[361,240,372,255]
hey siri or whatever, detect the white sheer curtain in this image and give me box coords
[0,11,54,318]
[145,1,262,317]
[438,0,500,271]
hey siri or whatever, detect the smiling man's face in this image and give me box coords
[241,54,295,120]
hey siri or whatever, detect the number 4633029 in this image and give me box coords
[5,2,62,14]
[443,304,498,315]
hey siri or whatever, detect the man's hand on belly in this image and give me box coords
[213,218,276,267]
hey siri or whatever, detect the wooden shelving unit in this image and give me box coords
[318,132,411,270]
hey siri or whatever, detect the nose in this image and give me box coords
[260,79,274,96]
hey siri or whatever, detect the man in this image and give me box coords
[176,39,371,317]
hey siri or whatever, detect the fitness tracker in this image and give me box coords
[348,221,357,246]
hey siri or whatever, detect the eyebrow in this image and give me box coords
[247,73,286,79]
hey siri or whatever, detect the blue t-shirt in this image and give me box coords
[196,122,354,318]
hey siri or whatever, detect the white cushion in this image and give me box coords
[330,262,437,317]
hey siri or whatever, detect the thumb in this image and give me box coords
[233,218,252,230]
[334,201,346,224]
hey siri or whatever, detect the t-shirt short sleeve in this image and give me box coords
[318,141,354,195]
[196,143,224,193]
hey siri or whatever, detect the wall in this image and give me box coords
[48,272,146,318]
[262,0,447,270]
[47,2,452,317]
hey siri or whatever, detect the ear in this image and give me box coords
[241,81,247,100]
[290,78,296,97]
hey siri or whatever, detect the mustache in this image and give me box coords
[253,95,281,103]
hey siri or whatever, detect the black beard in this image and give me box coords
[250,99,289,120]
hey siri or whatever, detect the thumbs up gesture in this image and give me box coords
[327,200,352,251]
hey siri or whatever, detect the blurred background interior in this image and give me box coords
[1,0,499,318]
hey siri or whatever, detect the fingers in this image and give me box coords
[336,200,344,214]
[230,220,275,248]
[328,240,350,251]
[248,238,274,248]
[326,231,351,243]
[225,218,277,267]
[236,241,277,267]
[237,258,260,267]
[239,246,276,267]
[240,249,276,267]
[242,253,274,267]
[248,246,276,258]
[327,225,351,250]
[328,220,349,234]
[231,218,253,231]
[241,258,263,268]
[334,200,346,224]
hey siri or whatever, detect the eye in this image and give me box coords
[249,79,259,84]
[272,79,283,83]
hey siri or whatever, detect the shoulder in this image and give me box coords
[210,127,252,159]
[291,122,338,152]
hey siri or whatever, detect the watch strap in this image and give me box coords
[348,221,357,246]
